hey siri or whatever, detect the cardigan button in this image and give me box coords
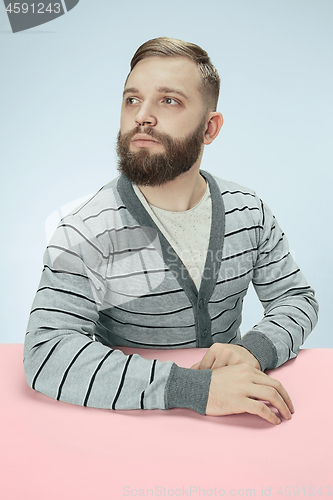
[201,330,207,338]
[199,299,204,308]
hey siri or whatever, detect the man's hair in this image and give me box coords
[128,37,220,111]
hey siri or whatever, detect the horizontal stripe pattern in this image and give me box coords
[23,172,318,413]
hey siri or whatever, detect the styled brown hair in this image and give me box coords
[128,37,220,111]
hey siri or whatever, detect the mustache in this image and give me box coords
[119,126,174,147]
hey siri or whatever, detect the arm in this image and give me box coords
[191,197,318,373]
[23,213,211,414]
[235,198,319,371]
[189,197,316,423]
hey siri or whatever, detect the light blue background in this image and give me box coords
[0,0,332,346]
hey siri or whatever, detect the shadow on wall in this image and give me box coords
[4,0,80,33]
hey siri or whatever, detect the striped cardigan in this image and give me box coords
[23,170,319,415]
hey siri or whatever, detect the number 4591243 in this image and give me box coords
[6,3,61,14]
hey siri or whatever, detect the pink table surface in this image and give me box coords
[0,345,332,500]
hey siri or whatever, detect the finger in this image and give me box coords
[211,353,246,369]
[196,350,219,370]
[246,398,282,425]
[252,385,292,420]
[190,362,200,369]
[211,357,230,369]
[202,345,239,369]
[252,372,295,415]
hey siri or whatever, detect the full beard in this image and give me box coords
[116,119,206,187]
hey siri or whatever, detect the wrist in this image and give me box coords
[238,345,260,370]
[235,332,278,371]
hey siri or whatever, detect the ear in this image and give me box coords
[203,112,223,145]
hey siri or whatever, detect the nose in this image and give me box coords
[135,102,157,128]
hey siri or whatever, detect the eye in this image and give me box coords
[126,97,140,105]
[163,97,180,105]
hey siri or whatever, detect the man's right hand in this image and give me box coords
[205,363,294,425]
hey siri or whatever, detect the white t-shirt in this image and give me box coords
[133,182,212,290]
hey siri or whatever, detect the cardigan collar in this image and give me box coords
[117,169,225,305]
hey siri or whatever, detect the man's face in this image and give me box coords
[117,56,208,186]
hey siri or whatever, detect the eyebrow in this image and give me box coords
[156,87,189,100]
[122,87,139,97]
[122,86,189,100]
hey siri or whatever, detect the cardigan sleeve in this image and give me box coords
[23,213,211,414]
[236,198,319,371]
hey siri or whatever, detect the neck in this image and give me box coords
[137,162,206,212]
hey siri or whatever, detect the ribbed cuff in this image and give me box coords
[235,331,278,372]
[165,364,212,415]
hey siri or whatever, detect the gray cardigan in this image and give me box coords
[23,170,319,414]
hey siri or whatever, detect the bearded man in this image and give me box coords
[23,37,318,424]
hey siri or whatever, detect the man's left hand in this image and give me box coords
[190,343,261,371]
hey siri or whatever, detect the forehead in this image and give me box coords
[125,56,203,98]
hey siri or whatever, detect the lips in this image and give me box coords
[131,134,160,148]
[132,134,159,142]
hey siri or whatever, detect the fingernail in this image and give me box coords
[276,418,281,424]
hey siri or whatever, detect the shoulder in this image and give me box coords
[52,176,134,251]
[210,174,256,199]
[60,176,136,232]
[201,171,268,239]
[202,170,261,211]
[63,177,124,221]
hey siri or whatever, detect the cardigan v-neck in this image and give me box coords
[117,169,225,342]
